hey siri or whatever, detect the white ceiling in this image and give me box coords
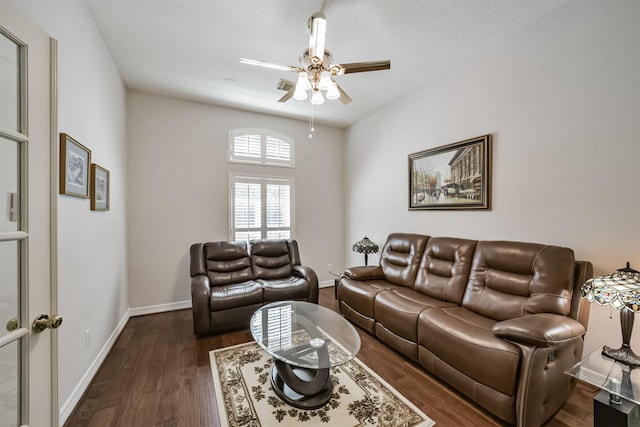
[85,0,568,128]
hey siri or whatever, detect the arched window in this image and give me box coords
[228,128,294,168]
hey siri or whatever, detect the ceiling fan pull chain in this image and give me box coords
[309,104,315,139]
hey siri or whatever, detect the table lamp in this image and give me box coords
[581,262,640,368]
[352,236,379,266]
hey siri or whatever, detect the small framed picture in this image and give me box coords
[59,133,91,198]
[90,164,110,211]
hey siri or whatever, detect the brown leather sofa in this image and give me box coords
[337,233,592,427]
[190,239,318,336]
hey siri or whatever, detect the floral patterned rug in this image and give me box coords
[210,341,435,426]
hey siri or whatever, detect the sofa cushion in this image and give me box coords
[379,233,429,287]
[209,280,263,311]
[338,278,402,318]
[204,241,253,286]
[374,288,457,342]
[414,237,477,305]
[462,241,575,321]
[261,277,310,302]
[250,239,293,280]
[418,306,520,396]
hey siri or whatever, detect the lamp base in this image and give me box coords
[602,344,640,368]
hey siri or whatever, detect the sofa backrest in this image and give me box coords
[250,239,295,280]
[414,237,477,304]
[200,241,254,286]
[379,233,429,287]
[461,240,576,321]
[571,260,593,329]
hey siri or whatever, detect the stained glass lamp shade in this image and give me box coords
[352,236,379,266]
[581,262,640,367]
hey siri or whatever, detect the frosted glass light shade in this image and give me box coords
[296,72,312,91]
[326,82,340,100]
[311,90,324,105]
[318,70,332,90]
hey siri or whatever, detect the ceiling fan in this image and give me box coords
[240,13,391,106]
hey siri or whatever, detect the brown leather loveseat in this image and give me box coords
[337,233,592,427]
[190,239,318,336]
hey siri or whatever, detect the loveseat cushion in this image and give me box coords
[418,306,520,396]
[209,280,263,312]
[261,277,310,302]
[203,241,253,286]
[462,241,575,321]
[379,233,429,286]
[250,239,293,280]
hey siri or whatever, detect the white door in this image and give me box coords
[0,3,58,427]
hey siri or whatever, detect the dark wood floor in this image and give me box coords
[64,288,597,426]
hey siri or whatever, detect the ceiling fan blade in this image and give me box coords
[308,13,326,63]
[278,87,295,103]
[240,58,300,72]
[337,85,352,105]
[333,60,391,75]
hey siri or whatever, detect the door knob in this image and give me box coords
[32,314,63,333]
[6,318,19,332]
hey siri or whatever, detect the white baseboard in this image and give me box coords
[129,300,192,317]
[319,280,335,288]
[59,308,131,425]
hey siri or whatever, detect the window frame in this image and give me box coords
[228,173,295,241]
[228,128,295,168]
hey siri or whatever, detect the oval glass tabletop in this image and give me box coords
[250,301,361,370]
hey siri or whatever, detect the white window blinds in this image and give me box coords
[229,129,294,167]
[229,174,294,241]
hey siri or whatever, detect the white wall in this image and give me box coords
[12,0,129,421]
[344,0,640,356]
[127,91,344,309]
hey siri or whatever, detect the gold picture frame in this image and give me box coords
[59,133,91,198]
[90,164,110,211]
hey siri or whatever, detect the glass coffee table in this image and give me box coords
[249,301,361,409]
[566,349,640,426]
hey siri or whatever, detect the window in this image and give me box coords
[229,128,295,167]
[229,174,294,241]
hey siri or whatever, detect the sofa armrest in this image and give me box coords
[191,274,212,336]
[344,266,384,280]
[493,313,585,347]
[292,265,319,303]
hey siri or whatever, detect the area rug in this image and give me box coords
[210,341,435,426]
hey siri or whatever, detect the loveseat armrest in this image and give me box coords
[344,266,384,280]
[292,265,319,303]
[493,313,585,347]
[191,274,212,336]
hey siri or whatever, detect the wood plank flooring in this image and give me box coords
[64,288,597,426]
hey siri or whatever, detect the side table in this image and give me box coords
[566,349,640,426]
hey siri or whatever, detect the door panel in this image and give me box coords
[0,341,20,426]
[1,2,56,426]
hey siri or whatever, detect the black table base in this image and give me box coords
[594,390,640,427]
[270,359,333,410]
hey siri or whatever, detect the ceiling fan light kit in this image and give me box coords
[240,11,390,135]
[240,12,390,104]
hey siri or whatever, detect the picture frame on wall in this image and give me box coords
[408,134,492,210]
[59,133,91,198]
[90,164,110,211]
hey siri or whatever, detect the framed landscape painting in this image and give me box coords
[408,134,492,210]
[59,133,91,198]
[90,164,110,211]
